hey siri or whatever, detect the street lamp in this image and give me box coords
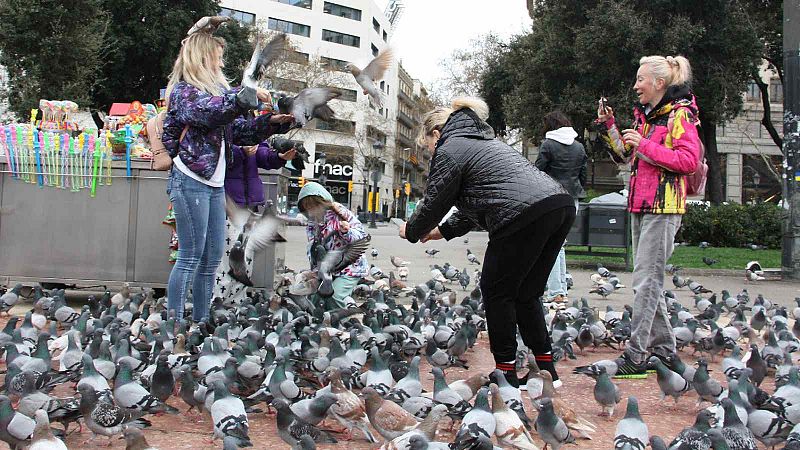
[369,141,384,229]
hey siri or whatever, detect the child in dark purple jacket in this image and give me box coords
[213,141,295,304]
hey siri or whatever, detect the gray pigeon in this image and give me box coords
[614,397,648,450]
[225,198,288,287]
[453,387,496,450]
[0,394,34,449]
[317,235,371,297]
[593,366,620,416]
[346,48,394,107]
[289,393,338,426]
[77,385,151,445]
[649,356,690,403]
[241,33,287,91]
[0,284,23,314]
[693,359,723,405]
[210,381,251,448]
[668,409,714,450]
[650,436,668,450]
[745,344,767,386]
[534,397,574,450]
[589,279,619,298]
[28,410,67,450]
[281,88,342,127]
[719,398,757,450]
[273,398,337,447]
[113,361,178,414]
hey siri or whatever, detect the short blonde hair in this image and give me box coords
[417,96,490,146]
[639,55,692,88]
[165,32,230,105]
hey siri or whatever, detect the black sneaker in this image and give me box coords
[489,369,519,388]
[613,353,647,376]
[650,351,674,370]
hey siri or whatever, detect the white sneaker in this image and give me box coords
[552,379,563,389]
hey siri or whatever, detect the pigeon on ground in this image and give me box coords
[346,48,394,107]
[431,368,472,420]
[114,361,178,415]
[719,398,757,450]
[425,249,440,257]
[362,386,419,441]
[593,366,620,416]
[614,397,648,450]
[391,256,409,267]
[453,387,496,450]
[649,356,691,404]
[589,279,619,298]
[703,257,718,266]
[466,249,480,265]
[0,284,23,315]
[78,385,150,445]
[289,393,338,426]
[489,384,537,449]
[667,409,715,450]
[693,359,723,405]
[379,404,448,450]
[210,381,251,448]
[689,281,712,295]
[123,426,158,450]
[327,368,376,442]
[534,397,574,450]
[745,344,768,386]
[0,394,34,449]
[28,411,66,450]
[273,398,336,447]
[425,339,468,370]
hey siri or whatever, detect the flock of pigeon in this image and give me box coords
[0,239,797,449]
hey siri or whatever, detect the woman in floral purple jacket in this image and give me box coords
[162,30,293,322]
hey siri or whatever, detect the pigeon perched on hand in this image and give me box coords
[346,48,394,107]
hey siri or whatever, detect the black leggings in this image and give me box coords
[480,206,576,363]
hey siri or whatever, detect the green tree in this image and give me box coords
[483,0,763,204]
[215,19,255,86]
[93,0,220,108]
[0,0,110,118]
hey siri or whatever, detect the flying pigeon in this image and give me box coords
[346,48,394,107]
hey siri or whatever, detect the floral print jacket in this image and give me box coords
[163,81,289,180]
[306,204,369,278]
[596,84,702,214]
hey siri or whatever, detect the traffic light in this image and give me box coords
[298,176,305,187]
[404,182,411,196]
[395,189,400,199]
[347,180,353,192]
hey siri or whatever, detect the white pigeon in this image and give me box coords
[346,48,394,107]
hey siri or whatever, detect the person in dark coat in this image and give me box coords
[398,97,576,387]
[535,111,587,303]
[212,140,296,304]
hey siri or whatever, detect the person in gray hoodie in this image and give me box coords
[535,111,587,303]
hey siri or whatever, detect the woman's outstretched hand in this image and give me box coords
[421,227,443,243]
[269,114,294,124]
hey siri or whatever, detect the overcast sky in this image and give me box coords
[377,0,533,87]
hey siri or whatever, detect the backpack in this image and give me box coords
[146,111,187,171]
[668,107,707,197]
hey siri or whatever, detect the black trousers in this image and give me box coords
[480,206,576,363]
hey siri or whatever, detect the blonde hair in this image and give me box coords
[639,55,692,88]
[417,96,490,146]
[165,32,230,106]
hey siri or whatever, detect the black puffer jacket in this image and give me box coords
[405,108,573,243]
[535,136,588,199]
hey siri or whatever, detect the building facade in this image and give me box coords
[392,63,434,218]
[220,0,402,214]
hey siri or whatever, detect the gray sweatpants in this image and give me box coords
[626,213,682,364]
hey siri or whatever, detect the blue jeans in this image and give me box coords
[545,200,577,299]
[166,169,226,322]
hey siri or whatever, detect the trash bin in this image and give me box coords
[566,203,587,246]
[586,204,628,247]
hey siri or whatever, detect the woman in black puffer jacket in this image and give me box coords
[399,97,576,387]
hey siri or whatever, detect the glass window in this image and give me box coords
[769,81,783,103]
[322,29,360,47]
[273,0,312,8]
[268,18,311,37]
[371,44,379,57]
[219,7,255,25]
[315,118,355,134]
[324,2,362,21]
[367,125,387,145]
[320,56,349,72]
[745,81,760,102]
[373,18,380,33]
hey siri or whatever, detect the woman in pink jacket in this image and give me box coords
[595,55,702,375]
